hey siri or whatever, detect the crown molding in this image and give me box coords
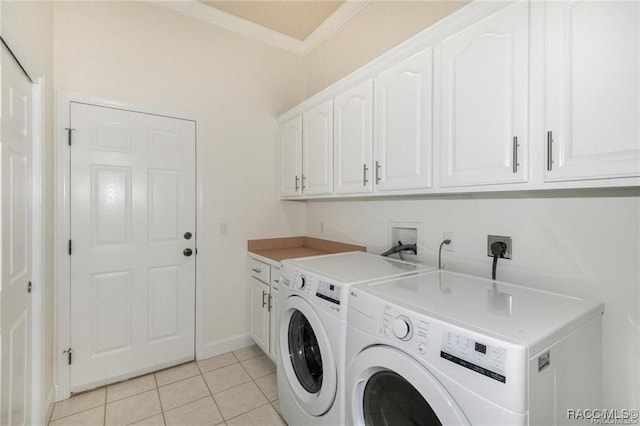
[152,0,369,56]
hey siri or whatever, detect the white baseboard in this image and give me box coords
[197,334,254,360]
[45,386,56,420]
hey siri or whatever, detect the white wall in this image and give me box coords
[304,190,640,408]
[53,1,307,351]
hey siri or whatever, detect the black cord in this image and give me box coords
[438,239,451,270]
[490,241,507,280]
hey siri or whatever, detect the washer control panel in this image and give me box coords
[381,305,431,354]
[440,331,507,383]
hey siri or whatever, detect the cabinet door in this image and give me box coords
[545,1,640,181]
[334,80,374,194]
[268,287,279,362]
[439,2,529,187]
[250,278,270,354]
[303,100,334,195]
[374,48,433,191]
[280,116,303,197]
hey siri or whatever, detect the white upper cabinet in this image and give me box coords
[544,1,640,182]
[439,1,529,187]
[334,80,374,194]
[303,99,334,195]
[374,48,433,191]
[280,116,303,197]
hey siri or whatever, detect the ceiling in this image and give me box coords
[157,0,369,55]
[199,1,344,41]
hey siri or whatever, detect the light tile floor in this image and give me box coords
[49,345,285,426]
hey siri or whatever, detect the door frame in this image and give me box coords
[0,3,47,424]
[55,93,204,400]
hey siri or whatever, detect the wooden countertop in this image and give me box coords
[248,236,366,263]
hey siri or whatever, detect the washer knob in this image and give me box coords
[295,275,306,290]
[392,316,412,340]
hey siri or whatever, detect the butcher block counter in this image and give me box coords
[247,236,366,264]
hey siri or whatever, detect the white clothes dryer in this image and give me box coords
[277,252,434,426]
[346,270,603,426]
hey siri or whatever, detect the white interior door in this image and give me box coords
[69,102,196,392]
[1,43,33,426]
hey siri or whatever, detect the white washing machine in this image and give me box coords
[277,252,435,426]
[346,270,604,425]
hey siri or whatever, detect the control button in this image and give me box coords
[418,344,426,355]
[295,275,306,290]
[383,327,390,336]
[392,315,412,340]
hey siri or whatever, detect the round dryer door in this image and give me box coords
[279,295,337,417]
[348,346,470,426]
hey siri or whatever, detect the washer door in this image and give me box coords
[279,295,337,416]
[349,346,470,426]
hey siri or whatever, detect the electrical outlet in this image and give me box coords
[487,235,512,259]
[443,232,454,252]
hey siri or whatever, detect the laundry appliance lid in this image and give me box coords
[354,270,603,353]
[282,251,435,284]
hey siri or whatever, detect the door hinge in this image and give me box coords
[27,281,32,293]
[68,239,72,255]
[63,348,73,365]
[65,128,76,146]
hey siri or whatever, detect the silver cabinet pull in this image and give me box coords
[547,131,553,171]
[274,278,279,283]
[262,290,267,308]
[301,174,306,190]
[375,161,381,184]
[251,267,261,273]
[363,164,369,186]
[268,294,273,312]
[294,176,300,192]
[512,136,519,173]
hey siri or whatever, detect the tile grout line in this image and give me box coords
[196,360,225,424]
[153,372,167,426]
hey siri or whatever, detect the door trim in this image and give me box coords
[55,92,204,400]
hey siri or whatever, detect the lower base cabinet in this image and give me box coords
[248,257,280,361]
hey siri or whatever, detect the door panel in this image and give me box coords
[70,102,196,391]
[374,48,433,191]
[545,1,640,180]
[1,44,33,426]
[302,100,334,195]
[439,1,528,187]
[334,80,374,194]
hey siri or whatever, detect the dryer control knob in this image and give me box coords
[392,316,412,340]
[295,275,306,290]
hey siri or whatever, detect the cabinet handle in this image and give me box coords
[375,161,381,184]
[301,174,306,190]
[512,136,519,173]
[363,164,369,186]
[251,267,261,273]
[268,294,272,312]
[262,290,267,308]
[274,278,279,283]
[295,176,300,192]
[547,131,553,171]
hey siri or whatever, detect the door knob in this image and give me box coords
[184,232,192,240]
[183,248,193,257]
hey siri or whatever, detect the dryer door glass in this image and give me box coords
[362,371,442,426]
[288,310,323,393]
